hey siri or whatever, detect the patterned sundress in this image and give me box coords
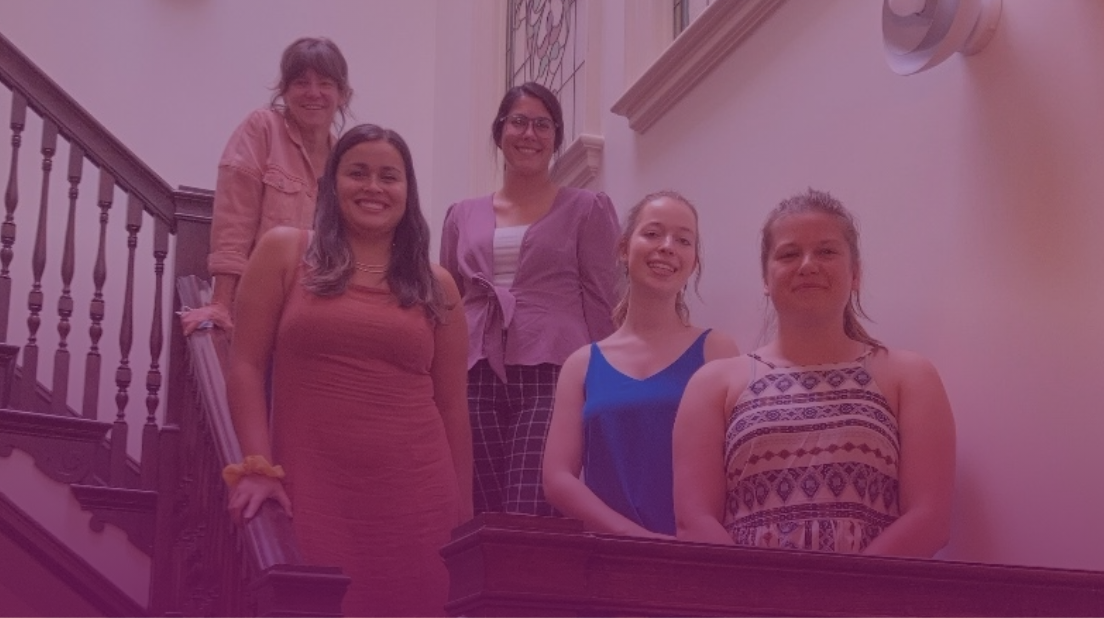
[723,351,900,553]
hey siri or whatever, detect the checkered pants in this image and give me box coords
[468,360,561,516]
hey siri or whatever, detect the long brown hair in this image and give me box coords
[760,188,884,350]
[612,190,703,327]
[303,124,445,323]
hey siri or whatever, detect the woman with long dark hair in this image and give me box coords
[225,124,471,616]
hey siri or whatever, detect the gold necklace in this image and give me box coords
[354,262,387,274]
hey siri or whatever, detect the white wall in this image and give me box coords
[0,0,444,201]
[596,0,1104,571]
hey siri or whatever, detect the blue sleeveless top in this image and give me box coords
[582,329,711,535]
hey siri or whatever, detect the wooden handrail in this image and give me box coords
[0,29,346,614]
[0,30,176,228]
[175,275,348,616]
[176,275,306,569]
[443,513,1104,617]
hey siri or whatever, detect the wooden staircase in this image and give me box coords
[0,29,348,616]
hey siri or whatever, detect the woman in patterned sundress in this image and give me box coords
[672,188,955,557]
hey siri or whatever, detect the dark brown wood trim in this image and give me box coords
[0,343,17,407]
[70,484,156,556]
[0,31,176,228]
[250,564,350,617]
[0,492,146,616]
[10,365,142,488]
[0,407,109,483]
[176,276,309,572]
[443,513,1104,617]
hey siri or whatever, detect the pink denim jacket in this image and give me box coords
[207,108,331,277]
[440,188,620,381]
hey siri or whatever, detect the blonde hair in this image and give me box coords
[612,190,702,327]
[760,188,883,350]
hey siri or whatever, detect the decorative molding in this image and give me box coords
[250,564,351,617]
[6,363,143,489]
[445,513,1104,616]
[70,484,157,556]
[611,0,788,133]
[550,134,605,189]
[0,408,109,484]
[0,493,146,616]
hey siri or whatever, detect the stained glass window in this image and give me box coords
[506,0,584,149]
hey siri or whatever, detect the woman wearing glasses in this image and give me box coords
[441,82,620,516]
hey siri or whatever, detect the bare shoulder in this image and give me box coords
[866,347,948,414]
[431,263,461,301]
[869,347,942,382]
[561,343,593,375]
[554,344,593,399]
[680,354,754,417]
[691,354,750,391]
[251,226,304,267]
[703,329,741,361]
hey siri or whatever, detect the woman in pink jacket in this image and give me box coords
[181,37,352,335]
[440,82,620,516]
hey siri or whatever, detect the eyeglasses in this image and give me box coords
[501,114,557,136]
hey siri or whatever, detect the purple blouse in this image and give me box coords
[440,187,620,381]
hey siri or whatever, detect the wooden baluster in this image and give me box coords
[51,142,82,415]
[1,93,27,343]
[111,194,142,486]
[82,172,113,419]
[141,217,169,489]
[19,120,58,412]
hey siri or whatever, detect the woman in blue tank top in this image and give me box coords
[543,191,739,537]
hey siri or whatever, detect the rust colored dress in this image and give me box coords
[271,255,460,616]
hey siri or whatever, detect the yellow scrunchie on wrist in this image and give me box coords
[222,455,286,488]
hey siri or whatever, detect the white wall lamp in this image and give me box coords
[883,0,1002,75]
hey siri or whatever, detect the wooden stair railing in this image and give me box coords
[444,514,1104,617]
[0,29,347,615]
[160,276,348,617]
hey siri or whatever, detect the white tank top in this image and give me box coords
[492,225,529,287]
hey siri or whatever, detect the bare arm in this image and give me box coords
[673,359,741,545]
[543,347,670,538]
[431,265,474,522]
[224,227,300,522]
[863,350,956,557]
[703,329,741,362]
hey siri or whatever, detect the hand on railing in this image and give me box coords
[228,475,293,525]
[179,302,234,336]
